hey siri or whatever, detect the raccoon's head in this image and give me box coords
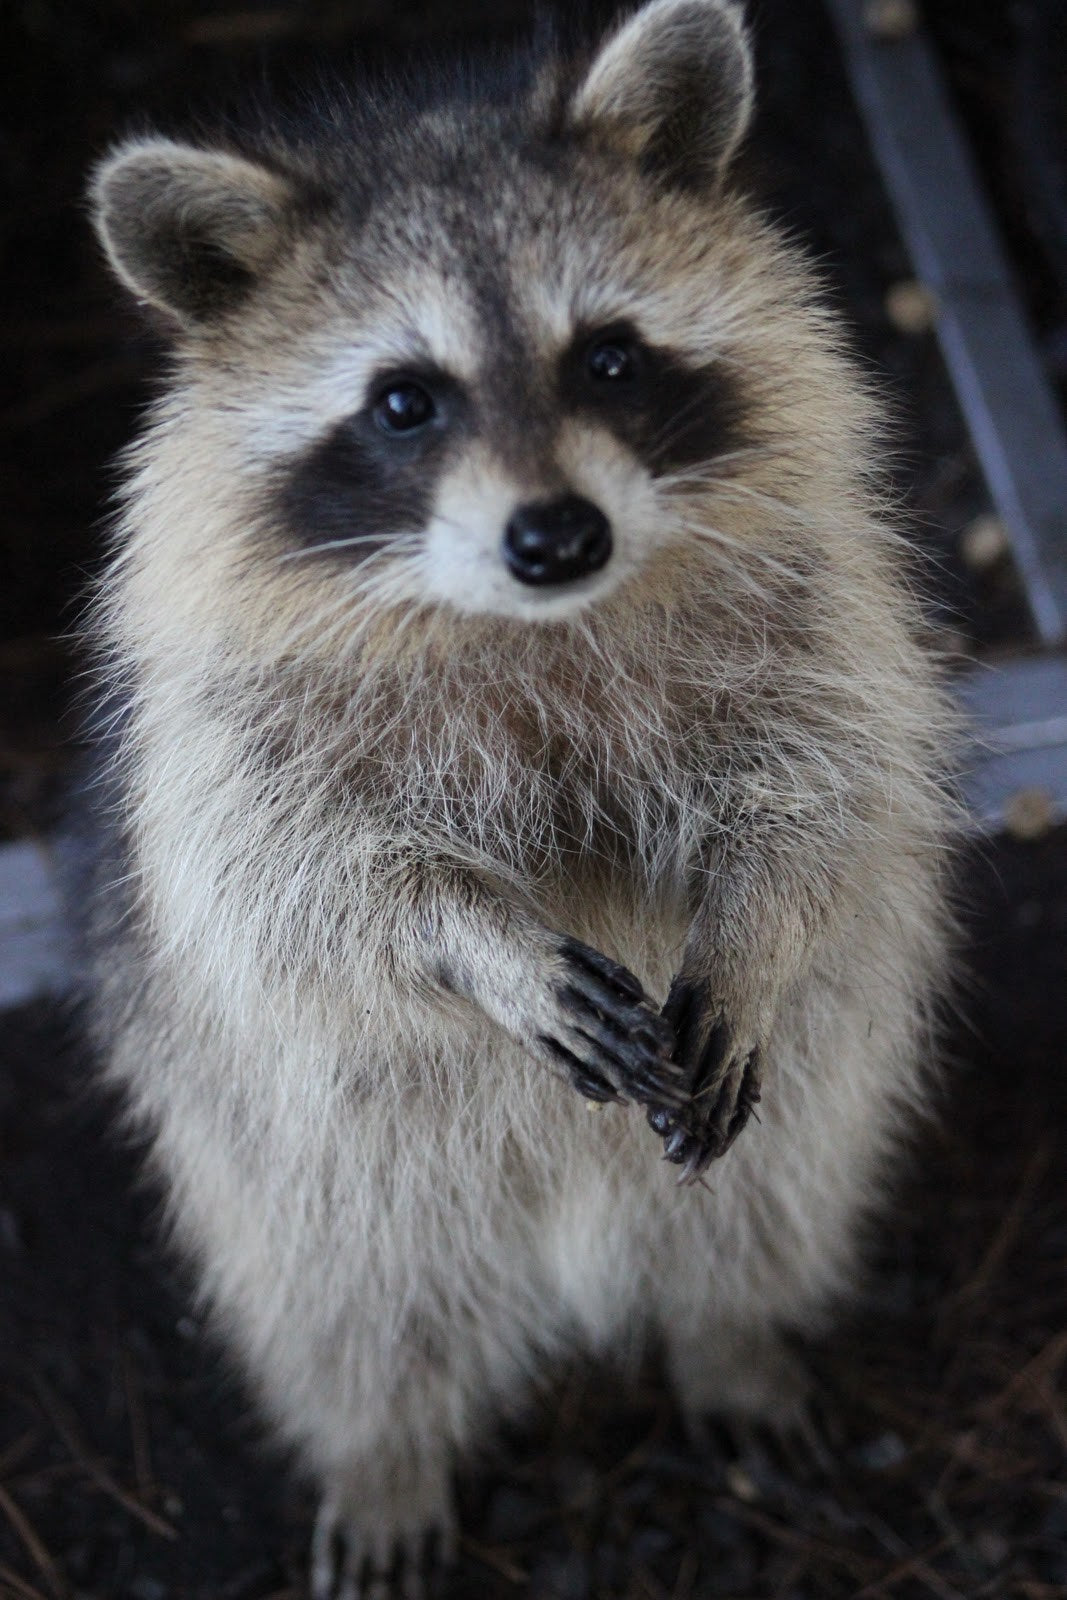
[92,1,839,648]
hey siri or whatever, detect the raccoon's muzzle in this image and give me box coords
[503,494,612,586]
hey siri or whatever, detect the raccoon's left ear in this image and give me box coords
[90,137,297,330]
[567,0,754,191]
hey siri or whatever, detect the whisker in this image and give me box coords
[670,515,811,587]
[277,533,402,564]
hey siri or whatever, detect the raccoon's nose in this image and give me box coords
[503,495,613,586]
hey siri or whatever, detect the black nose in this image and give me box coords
[503,494,613,586]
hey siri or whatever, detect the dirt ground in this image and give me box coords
[2,1,1066,1596]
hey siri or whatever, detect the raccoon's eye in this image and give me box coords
[373,382,436,434]
[586,338,639,383]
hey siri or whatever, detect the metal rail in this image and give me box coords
[0,839,70,1010]
[959,656,1067,829]
[826,0,1067,647]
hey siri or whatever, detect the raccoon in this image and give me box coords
[84,1,956,1593]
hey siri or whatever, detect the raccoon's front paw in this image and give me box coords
[645,977,763,1183]
[535,937,683,1109]
[311,1495,457,1600]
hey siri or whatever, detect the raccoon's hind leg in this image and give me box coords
[664,1317,811,1439]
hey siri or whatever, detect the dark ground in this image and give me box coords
[2,2,1067,1597]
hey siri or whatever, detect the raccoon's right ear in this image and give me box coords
[90,137,295,329]
[566,0,754,191]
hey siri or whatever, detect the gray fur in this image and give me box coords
[84,2,958,1594]
[569,0,754,187]
[91,140,296,324]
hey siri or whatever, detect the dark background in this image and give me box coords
[2,2,1067,1596]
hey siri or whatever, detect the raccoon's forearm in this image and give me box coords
[648,829,845,1178]
[680,829,841,1033]
[384,857,679,1105]
[388,857,542,1007]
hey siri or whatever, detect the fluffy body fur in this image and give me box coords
[84,3,956,1593]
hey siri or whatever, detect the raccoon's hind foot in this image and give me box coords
[537,936,683,1110]
[646,978,762,1182]
[311,1490,457,1600]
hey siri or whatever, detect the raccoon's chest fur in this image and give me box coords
[222,633,727,906]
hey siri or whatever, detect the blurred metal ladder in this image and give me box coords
[826,0,1067,830]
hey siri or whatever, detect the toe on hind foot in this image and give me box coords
[311,1493,457,1600]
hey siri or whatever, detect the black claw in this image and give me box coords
[631,1013,674,1050]
[550,941,684,1110]
[662,974,699,1028]
[572,1069,621,1104]
[662,976,710,1070]
[679,1143,714,1185]
[557,980,673,1066]
[319,1520,452,1600]
[647,1105,675,1136]
[717,1048,762,1152]
[572,1016,642,1065]
[649,990,764,1170]
[663,1127,690,1162]
[632,1067,689,1108]
[538,1033,585,1073]
[567,1025,660,1095]
[560,937,645,1000]
[541,1032,627,1104]
[693,1017,732,1096]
